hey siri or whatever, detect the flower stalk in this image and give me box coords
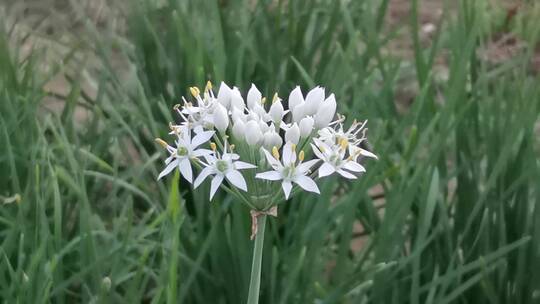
[247,213,267,304]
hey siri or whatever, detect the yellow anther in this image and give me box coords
[190,86,200,97]
[272,146,280,160]
[272,93,279,103]
[173,104,181,110]
[15,194,21,204]
[298,150,305,162]
[210,142,217,151]
[291,144,297,152]
[205,80,213,91]
[261,97,267,105]
[339,138,348,150]
[320,146,325,153]
[229,144,235,151]
[155,138,168,148]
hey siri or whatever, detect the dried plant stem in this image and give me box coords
[246,214,267,304]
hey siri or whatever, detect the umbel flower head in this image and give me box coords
[156,81,376,212]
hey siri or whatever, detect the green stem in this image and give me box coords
[246,214,267,304]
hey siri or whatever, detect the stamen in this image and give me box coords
[298,150,305,162]
[261,97,267,105]
[155,138,168,148]
[205,80,213,91]
[291,144,296,153]
[339,138,348,150]
[272,146,280,160]
[272,93,278,103]
[190,86,200,97]
[210,142,217,151]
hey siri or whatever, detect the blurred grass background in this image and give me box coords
[1,0,539,303]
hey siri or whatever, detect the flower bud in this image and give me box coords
[304,86,324,116]
[217,82,231,108]
[101,276,112,292]
[269,100,284,123]
[230,87,245,110]
[253,103,267,118]
[258,120,270,133]
[214,103,229,133]
[270,132,283,148]
[247,84,262,109]
[232,120,246,140]
[285,123,300,144]
[288,86,304,110]
[231,107,246,123]
[314,93,336,128]
[245,120,263,146]
[263,130,283,149]
[299,116,314,138]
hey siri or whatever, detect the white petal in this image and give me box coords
[178,158,193,183]
[194,166,214,188]
[255,171,282,181]
[191,130,215,147]
[343,161,366,173]
[337,169,357,179]
[247,84,262,109]
[158,159,178,180]
[296,159,319,174]
[269,101,284,123]
[217,82,232,108]
[360,149,378,159]
[282,180,293,199]
[226,170,248,191]
[210,175,224,200]
[319,162,336,178]
[294,175,320,194]
[299,116,314,138]
[192,148,212,157]
[314,94,336,128]
[214,103,229,133]
[245,120,263,146]
[288,86,304,110]
[234,161,257,170]
[230,88,245,110]
[232,120,246,140]
[282,142,297,166]
[262,149,281,168]
[310,144,326,160]
[304,86,325,116]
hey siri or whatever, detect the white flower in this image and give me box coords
[214,103,229,133]
[256,142,319,199]
[284,123,300,144]
[314,93,337,128]
[156,129,215,182]
[299,116,314,138]
[318,119,377,161]
[311,138,366,179]
[194,147,257,200]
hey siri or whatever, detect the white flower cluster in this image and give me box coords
[156,81,376,208]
